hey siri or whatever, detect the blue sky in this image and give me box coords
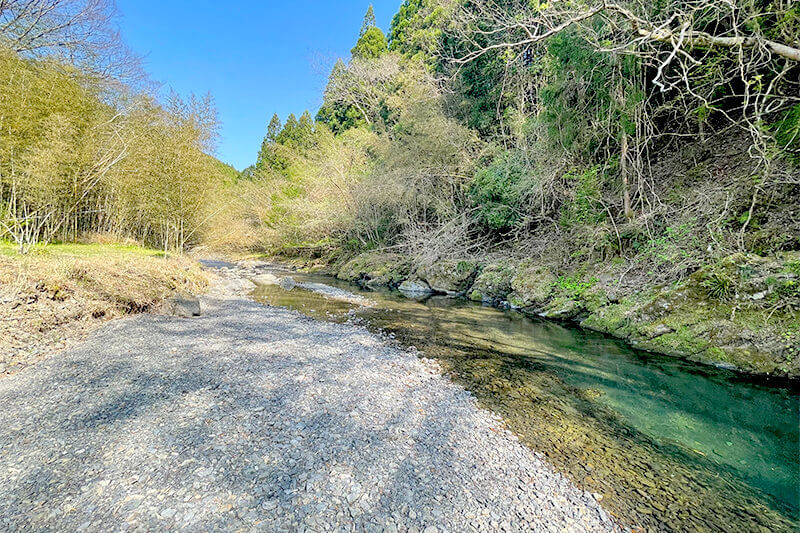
[117,1,401,170]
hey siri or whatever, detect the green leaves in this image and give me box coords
[469,150,527,231]
[351,26,388,60]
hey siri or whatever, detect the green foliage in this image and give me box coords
[559,167,605,227]
[773,278,800,300]
[352,5,387,60]
[772,104,800,164]
[360,5,377,36]
[702,272,735,300]
[631,223,702,272]
[316,101,365,134]
[316,59,367,134]
[352,26,388,59]
[388,0,448,66]
[266,114,282,142]
[450,49,508,136]
[554,275,598,300]
[389,0,425,52]
[469,150,526,231]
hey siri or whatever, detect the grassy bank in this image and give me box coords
[0,242,208,376]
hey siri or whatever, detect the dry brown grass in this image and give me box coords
[0,243,208,376]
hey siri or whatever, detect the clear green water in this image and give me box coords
[250,269,800,531]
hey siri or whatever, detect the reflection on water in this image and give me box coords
[250,269,800,531]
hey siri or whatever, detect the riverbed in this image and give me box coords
[249,265,799,532]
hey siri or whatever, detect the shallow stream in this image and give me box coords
[249,267,799,531]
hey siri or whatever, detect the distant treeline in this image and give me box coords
[240,0,798,272]
[0,0,237,253]
[1,0,797,265]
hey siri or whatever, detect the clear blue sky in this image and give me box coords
[117,1,401,170]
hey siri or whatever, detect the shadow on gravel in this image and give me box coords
[0,303,558,531]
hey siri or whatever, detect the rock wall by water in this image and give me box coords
[332,251,800,377]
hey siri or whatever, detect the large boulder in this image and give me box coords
[468,262,515,304]
[337,253,412,288]
[507,262,556,310]
[417,260,479,295]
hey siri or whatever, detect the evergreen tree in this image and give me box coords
[388,0,447,67]
[359,5,377,37]
[351,26,388,59]
[352,5,387,59]
[280,113,300,143]
[389,0,423,51]
[266,113,282,143]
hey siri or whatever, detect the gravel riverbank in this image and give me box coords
[0,269,619,532]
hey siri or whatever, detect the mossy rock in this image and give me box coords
[594,253,800,375]
[538,297,582,320]
[337,253,412,287]
[579,285,609,312]
[581,303,632,335]
[634,323,712,357]
[398,278,434,298]
[418,260,480,294]
[689,251,800,304]
[508,262,556,309]
[468,262,516,303]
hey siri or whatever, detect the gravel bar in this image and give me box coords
[0,274,620,532]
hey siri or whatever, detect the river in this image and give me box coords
[250,266,799,531]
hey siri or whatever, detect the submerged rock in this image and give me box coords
[398,278,434,298]
[538,298,582,320]
[279,276,297,290]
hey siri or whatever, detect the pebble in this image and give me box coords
[0,267,619,532]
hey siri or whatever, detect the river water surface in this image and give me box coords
[249,267,799,531]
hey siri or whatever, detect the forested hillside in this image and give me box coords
[233,1,799,375]
[0,0,237,253]
[1,0,798,375]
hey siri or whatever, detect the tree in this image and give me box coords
[0,0,142,82]
[388,0,452,65]
[359,5,377,37]
[448,0,800,225]
[322,55,401,126]
[0,47,125,251]
[317,59,366,133]
[352,26,388,59]
[451,1,800,64]
[266,113,282,143]
[352,5,388,59]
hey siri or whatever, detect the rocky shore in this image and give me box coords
[331,251,800,377]
[0,267,619,532]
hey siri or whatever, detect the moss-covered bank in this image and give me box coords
[332,251,800,377]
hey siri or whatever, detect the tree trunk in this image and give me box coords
[620,129,633,221]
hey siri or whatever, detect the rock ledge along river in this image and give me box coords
[0,265,617,533]
[242,261,799,532]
